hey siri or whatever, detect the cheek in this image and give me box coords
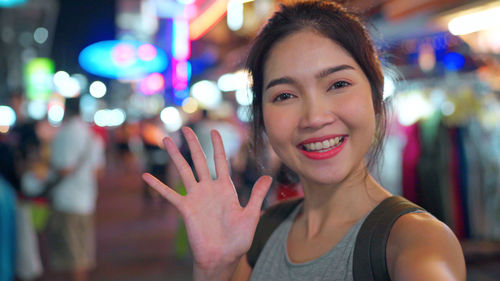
[262,106,294,146]
[341,91,376,137]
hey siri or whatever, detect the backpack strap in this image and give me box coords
[247,197,304,268]
[353,196,425,281]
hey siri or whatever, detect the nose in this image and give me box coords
[298,96,336,129]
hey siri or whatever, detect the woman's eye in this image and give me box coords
[273,93,294,102]
[330,80,351,90]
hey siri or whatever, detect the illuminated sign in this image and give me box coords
[78,40,168,79]
[24,58,55,101]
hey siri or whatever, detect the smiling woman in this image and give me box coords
[142,1,466,281]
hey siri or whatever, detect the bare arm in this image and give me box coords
[387,213,466,281]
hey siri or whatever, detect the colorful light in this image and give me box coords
[181,97,198,113]
[79,40,168,79]
[443,52,465,71]
[190,0,228,40]
[140,73,165,95]
[112,42,137,67]
[137,44,158,61]
[173,18,191,60]
[172,60,191,90]
[25,58,54,101]
[0,0,27,7]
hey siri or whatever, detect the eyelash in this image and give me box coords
[329,80,351,90]
[273,92,294,102]
[272,80,351,102]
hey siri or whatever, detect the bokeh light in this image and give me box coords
[160,106,182,132]
[89,81,107,98]
[0,105,16,126]
[181,97,199,114]
[190,80,221,109]
[94,109,126,127]
[33,27,49,44]
[27,100,47,120]
[140,73,165,95]
[235,88,253,106]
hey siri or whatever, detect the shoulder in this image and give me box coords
[386,212,466,281]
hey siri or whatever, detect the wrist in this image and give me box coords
[193,256,241,281]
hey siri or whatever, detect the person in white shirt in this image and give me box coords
[46,96,105,281]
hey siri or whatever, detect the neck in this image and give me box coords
[297,166,390,238]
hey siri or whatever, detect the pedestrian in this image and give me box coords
[142,1,466,280]
[45,96,105,281]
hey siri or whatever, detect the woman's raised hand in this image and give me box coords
[142,127,272,275]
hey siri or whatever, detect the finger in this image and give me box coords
[162,137,197,188]
[142,173,183,207]
[182,127,211,181]
[246,176,273,214]
[211,130,230,179]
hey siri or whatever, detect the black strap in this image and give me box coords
[247,197,303,268]
[353,196,425,281]
[246,195,425,281]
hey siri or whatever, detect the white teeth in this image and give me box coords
[303,137,343,152]
[322,140,330,148]
[329,139,335,146]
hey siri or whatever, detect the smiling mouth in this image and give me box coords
[301,136,345,152]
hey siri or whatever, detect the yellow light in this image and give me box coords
[182,97,199,114]
[0,125,10,134]
[190,0,228,40]
[448,5,500,35]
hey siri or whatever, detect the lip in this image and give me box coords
[297,135,348,160]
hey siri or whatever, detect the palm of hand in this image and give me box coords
[143,127,271,270]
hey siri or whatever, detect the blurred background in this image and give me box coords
[0,0,499,280]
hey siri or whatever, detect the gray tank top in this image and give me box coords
[250,203,367,281]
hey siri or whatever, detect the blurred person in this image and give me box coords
[0,133,17,281]
[45,96,105,281]
[192,109,242,179]
[3,91,46,280]
[142,2,465,280]
[139,118,169,206]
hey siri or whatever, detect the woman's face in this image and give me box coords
[262,30,376,186]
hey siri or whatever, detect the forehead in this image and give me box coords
[263,30,360,82]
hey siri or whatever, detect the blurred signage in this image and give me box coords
[0,0,27,7]
[24,58,55,101]
[78,40,168,79]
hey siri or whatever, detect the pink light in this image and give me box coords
[172,60,188,90]
[140,73,165,95]
[137,44,157,61]
[111,43,137,66]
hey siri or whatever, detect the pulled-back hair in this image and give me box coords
[246,0,386,170]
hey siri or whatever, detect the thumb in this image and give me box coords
[246,175,273,215]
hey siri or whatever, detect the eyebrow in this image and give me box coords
[265,64,355,90]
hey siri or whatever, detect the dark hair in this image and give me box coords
[246,0,386,170]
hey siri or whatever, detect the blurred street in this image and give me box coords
[37,156,192,281]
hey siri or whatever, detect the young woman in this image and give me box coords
[142,1,466,280]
